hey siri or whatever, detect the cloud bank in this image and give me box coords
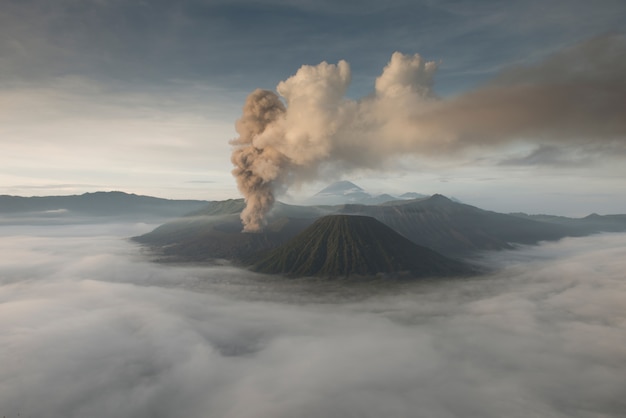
[1,222,625,417]
[231,35,626,230]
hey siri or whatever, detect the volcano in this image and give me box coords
[251,215,473,278]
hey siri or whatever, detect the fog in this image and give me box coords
[1,221,625,418]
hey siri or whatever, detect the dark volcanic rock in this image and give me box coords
[338,194,576,256]
[133,194,626,264]
[251,215,473,278]
[133,215,315,263]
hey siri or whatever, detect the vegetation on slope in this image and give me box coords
[251,215,473,278]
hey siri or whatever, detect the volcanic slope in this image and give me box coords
[338,194,578,256]
[132,200,331,262]
[251,215,473,278]
[134,194,626,263]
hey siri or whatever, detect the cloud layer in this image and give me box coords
[1,221,625,417]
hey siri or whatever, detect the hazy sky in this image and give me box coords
[1,0,625,215]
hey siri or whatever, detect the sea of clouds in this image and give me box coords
[1,220,625,418]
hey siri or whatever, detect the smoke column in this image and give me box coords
[230,35,626,232]
[230,89,287,232]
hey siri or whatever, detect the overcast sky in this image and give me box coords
[1,0,625,215]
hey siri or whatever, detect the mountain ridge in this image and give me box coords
[133,193,626,263]
[0,191,209,218]
[306,180,426,205]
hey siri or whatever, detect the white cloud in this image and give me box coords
[1,222,625,417]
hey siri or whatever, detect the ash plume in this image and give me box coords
[230,89,287,232]
[231,35,626,231]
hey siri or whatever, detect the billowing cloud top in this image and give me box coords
[231,35,626,231]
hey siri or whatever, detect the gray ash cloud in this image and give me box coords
[230,35,626,230]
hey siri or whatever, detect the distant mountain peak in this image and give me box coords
[399,192,427,199]
[429,194,452,202]
[315,181,364,196]
[584,213,601,219]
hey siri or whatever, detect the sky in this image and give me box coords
[1,0,626,216]
[1,221,626,417]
